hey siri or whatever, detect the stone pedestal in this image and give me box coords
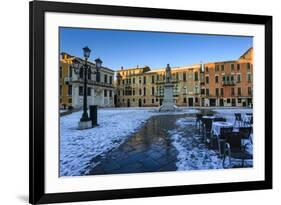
[159,83,177,112]
[78,120,92,130]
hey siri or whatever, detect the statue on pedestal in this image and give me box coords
[159,64,177,112]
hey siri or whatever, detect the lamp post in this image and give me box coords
[80,46,91,122]
[72,46,102,129]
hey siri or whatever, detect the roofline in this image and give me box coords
[60,52,114,72]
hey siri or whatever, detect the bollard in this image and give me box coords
[89,105,98,127]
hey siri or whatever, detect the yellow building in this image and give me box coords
[116,64,201,107]
[59,53,115,109]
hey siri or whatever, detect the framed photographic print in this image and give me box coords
[29,0,272,204]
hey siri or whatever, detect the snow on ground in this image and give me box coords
[169,108,253,170]
[60,107,199,176]
[60,109,155,176]
[212,108,253,124]
[169,128,223,171]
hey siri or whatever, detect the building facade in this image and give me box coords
[116,47,253,107]
[59,53,115,109]
[201,47,253,107]
[115,65,201,107]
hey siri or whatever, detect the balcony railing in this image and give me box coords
[222,80,236,86]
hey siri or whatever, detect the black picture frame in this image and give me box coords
[29,0,272,204]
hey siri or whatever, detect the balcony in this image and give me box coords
[222,80,236,86]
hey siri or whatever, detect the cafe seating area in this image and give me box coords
[195,111,253,168]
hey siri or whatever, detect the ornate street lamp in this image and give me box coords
[71,47,102,129]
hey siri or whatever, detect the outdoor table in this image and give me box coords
[212,121,233,136]
[202,116,216,120]
[243,114,252,124]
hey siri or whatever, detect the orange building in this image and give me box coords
[201,47,253,107]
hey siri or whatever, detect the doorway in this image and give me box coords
[188,97,193,107]
[127,99,130,107]
[138,98,142,107]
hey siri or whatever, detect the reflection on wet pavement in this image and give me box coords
[88,114,196,175]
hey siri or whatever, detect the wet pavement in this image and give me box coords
[88,114,196,175]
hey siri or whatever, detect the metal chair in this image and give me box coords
[234,113,243,127]
[239,127,253,147]
[196,113,203,131]
[222,132,253,168]
[217,127,233,156]
[204,119,213,144]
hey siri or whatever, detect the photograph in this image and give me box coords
[59,28,254,177]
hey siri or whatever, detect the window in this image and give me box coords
[96,71,100,82]
[231,87,235,96]
[231,75,234,82]
[152,87,155,95]
[237,74,241,82]
[226,76,230,82]
[68,85,72,96]
[59,85,62,96]
[109,90,112,97]
[231,64,235,71]
[87,87,91,96]
[247,73,252,82]
[215,76,219,83]
[183,98,187,103]
[176,73,179,80]
[59,66,62,78]
[222,75,226,82]
[215,65,219,72]
[238,98,242,103]
[139,88,142,95]
[248,87,252,95]
[201,89,205,95]
[143,99,146,104]
[152,75,155,83]
[104,74,108,83]
[143,76,146,84]
[221,64,224,72]
[206,76,209,84]
[79,86,83,96]
[238,87,241,96]
[237,64,240,71]
[206,88,209,96]
[68,98,72,103]
[109,76,113,84]
[205,66,209,73]
[104,89,107,97]
[157,74,159,81]
[227,98,230,103]
[216,88,219,96]
[133,78,135,84]
[220,88,224,96]
[195,97,198,103]
[194,72,198,81]
[139,77,141,84]
[79,68,83,79]
[143,87,146,96]
[152,99,154,104]
[133,89,135,96]
[183,72,186,82]
[88,69,91,80]
[247,63,251,71]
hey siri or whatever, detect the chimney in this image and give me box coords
[121,66,123,70]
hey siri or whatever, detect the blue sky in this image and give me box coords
[60,27,253,70]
